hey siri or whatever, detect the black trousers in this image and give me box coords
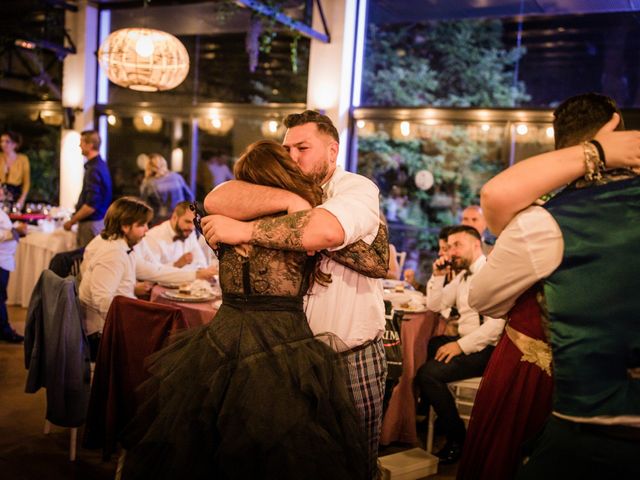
[0,268,10,333]
[414,335,494,443]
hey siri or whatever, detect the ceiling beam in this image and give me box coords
[235,0,330,43]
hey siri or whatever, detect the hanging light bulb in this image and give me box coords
[135,35,154,57]
[98,28,190,92]
[261,119,285,139]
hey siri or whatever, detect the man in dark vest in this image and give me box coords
[469,93,640,478]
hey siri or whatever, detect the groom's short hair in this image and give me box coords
[283,110,339,143]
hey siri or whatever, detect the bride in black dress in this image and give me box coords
[121,140,387,480]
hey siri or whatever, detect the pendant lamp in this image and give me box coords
[98,28,190,92]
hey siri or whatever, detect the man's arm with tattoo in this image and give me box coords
[324,223,390,278]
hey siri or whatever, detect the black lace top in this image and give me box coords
[218,244,315,298]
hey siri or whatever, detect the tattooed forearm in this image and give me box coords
[327,223,390,278]
[249,211,311,251]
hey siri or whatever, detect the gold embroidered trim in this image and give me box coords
[506,325,553,376]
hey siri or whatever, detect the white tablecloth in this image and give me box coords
[7,229,77,307]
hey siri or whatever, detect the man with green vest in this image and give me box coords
[468,93,640,478]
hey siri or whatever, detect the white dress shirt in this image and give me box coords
[143,220,208,270]
[426,255,505,354]
[304,167,385,348]
[134,239,198,284]
[0,211,17,271]
[468,206,563,318]
[468,205,639,427]
[79,236,136,335]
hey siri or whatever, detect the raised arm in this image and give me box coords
[204,180,311,220]
[481,114,640,235]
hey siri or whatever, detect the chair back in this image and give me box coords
[49,247,85,278]
[83,296,187,459]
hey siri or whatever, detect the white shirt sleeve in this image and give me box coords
[457,316,506,354]
[133,240,197,283]
[89,248,128,318]
[468,206,564,318]
[186,234,209,269]
[317,173,380,250]
[426,273,459,312]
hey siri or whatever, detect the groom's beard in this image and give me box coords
[309,159,331,186]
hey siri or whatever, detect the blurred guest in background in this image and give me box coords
[140,153,193,225]
[461,205,493,255]
[138,201,216,274]
[64,130,112,248]
[0,131,30,210]
[0,187,27,343]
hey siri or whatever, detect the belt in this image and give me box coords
[554,415,640,442]
[342,337,380,357]
[506,324,552,376]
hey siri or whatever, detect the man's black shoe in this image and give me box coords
[1,328,24,343]
[435,440,463,465]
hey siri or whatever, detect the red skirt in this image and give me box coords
[456,287,553,480]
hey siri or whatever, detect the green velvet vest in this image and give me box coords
[543,176,640,418]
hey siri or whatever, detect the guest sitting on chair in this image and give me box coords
[416,225,505,465]
[79,197,154,356]
[138,201,216,273]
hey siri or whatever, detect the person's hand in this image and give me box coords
[431,256,451,277]
[196,264,218,280]
[201,214,253,248]
[134,281,154,298]
[594,113,640,172]
[63,220,74,231]
[174,252,193,268]
[14,222,28,236]
[434,341,463,364]
[287,195,312,214]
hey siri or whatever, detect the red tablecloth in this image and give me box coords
[380,310,446,446]
[9,212,48,221]
[150,285,219,327]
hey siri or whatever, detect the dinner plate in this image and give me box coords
[161,290,217,303]
[157,282,182,289]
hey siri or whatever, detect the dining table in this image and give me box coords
[379,302,446,446]
[150,284,221,327]
[7,226,77,307]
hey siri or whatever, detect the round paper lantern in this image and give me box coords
[415,169,434,190]
[98,28,190,92]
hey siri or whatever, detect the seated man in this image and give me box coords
[79,197,154,350]
[140,201,217,272]
[416,225,505,464]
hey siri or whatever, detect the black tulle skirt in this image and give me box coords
[121,294,367,480]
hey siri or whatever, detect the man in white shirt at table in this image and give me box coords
[140,201,217,272]
[416,224,505,465]
[79,197,154,357]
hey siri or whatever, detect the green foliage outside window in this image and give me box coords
[360,18,528,276]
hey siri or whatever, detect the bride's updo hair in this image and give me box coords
[234,140,323,207]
